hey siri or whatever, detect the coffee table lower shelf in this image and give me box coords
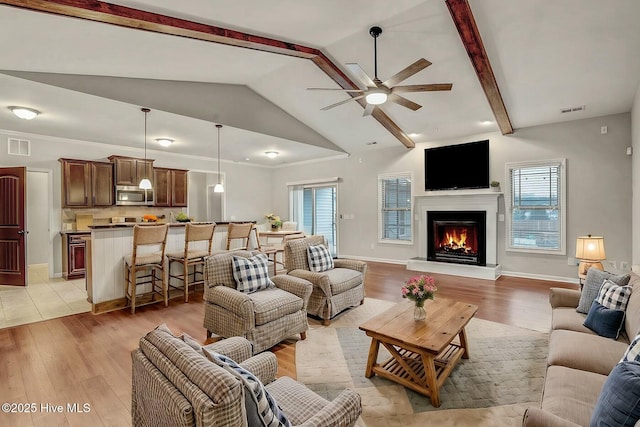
[369,341,466,406]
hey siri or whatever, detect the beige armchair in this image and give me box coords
[203,250,313,353]
[284,235,367,325]
[132,325,362,427]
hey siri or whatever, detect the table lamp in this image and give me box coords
[575,235,606,281]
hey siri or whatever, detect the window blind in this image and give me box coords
[379,174,412,242]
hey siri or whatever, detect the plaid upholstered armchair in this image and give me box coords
[132,325,362,427]
[284,235,367,325]
[203,250,313,353]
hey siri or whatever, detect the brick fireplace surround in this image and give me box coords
[407,190,502,280]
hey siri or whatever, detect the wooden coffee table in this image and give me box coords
[359,298,478,407]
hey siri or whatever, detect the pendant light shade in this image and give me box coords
[139,108,152,190]
[214,124,224,193]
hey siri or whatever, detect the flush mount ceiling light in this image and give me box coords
[265,151,279,159]
[156,138,173,147]
[365,90,388,105]
[213,124,224,193]
[9,106,40,120]
[138,108,152,190]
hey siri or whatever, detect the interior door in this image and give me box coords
[0,167,27,286]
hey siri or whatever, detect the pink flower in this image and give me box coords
[401,275,438,304]
[401,287,409,296]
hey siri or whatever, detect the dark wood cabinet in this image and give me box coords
[153,168,188,207]
[60,159,113,208]
[109,155,154,186]
[62,232,89,279]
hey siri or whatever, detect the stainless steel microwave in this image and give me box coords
[115,185,154,206]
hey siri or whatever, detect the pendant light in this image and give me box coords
[213,124,224,193]
[138,108,152,190]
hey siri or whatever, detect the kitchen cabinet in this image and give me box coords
[109,155,154,187]
[59,159,113,207]
[153,167,188,207]
[62,232,89,280]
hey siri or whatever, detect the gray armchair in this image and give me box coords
[283,235,367,325]
[132,325,362,427]
[203,250,312,353]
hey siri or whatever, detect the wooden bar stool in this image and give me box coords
[124,224,169,314]
[225,222,254,250]
[166,222,216,302]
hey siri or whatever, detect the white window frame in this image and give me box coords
[378,172,413,245]
[505,158,566,255]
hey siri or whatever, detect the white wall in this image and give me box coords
[0,131,273,277]
[632,85,640,272]
[272,113,633,282]
[26,170,49,265]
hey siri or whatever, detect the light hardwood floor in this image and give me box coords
[0,261,576,426]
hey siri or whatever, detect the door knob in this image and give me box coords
[17,230,25,235]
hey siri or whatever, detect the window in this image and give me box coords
[505,159,566,254]
[378,173,412,244]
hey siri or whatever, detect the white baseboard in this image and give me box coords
[338,254,407,265]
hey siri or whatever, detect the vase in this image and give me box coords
[414,302,426,321]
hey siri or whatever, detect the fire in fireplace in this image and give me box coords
[427,211,486,266]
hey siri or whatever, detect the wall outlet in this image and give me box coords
[567,257,578,266]
[620,261,629,270]
[610,260,617,270]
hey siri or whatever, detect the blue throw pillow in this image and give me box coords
[590,361,640,427]
[583,301,625,339]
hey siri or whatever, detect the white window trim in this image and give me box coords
[504,158,566,255]
[378,172,413,245]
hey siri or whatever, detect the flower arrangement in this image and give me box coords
[264,213,283,229]
[142,214,158,223]
[401,275,438,307]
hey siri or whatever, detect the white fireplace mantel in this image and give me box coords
[409,190,502,280]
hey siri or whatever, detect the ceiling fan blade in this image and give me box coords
[345,63,377,88]
[321,94,367,111]
[382,58,432,87]
[363,103,376,117]
[388,93,422,111]
[392,83,453,93]
[307,88,365,92]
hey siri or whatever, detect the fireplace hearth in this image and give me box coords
[427,211,486,266]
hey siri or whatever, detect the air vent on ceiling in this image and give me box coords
[8,138,31,156]
[560,105,586,114]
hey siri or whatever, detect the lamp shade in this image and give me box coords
[575,236,606,261]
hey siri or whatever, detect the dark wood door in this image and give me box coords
[171,169,188,207]
[0,167,27,286]
[153,168,171,206]
[61,159,91,207]
[91,162,114,206]
[68,241,86,278]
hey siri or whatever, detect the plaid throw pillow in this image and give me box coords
[204,350,291,427]
[232,253,274,293]
[307,244,334,272]
[597,279,633,311]
[621,334,640,363]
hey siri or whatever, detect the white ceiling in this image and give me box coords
[1,0,639,166]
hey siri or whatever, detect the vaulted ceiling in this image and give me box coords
[1,0,639,166]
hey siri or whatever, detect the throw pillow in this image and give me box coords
[307,244,334,272]
[621,334,640,363]
[203,349,291,427]
[596,279,633,311]
[589,361,640,427]
[232,253,274,294]
[577,269,630,314]
[583,301,626,339]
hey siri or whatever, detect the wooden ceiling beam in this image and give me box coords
[0,0,415,148]
[445,0,513,135]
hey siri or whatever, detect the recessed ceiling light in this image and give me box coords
[8,106,40,120]
[366,141,378,145]
[265,151,279,159]
[480,120,493,126]
[408,133,420,138]
[155,138,174,147]
[244,157,251,161]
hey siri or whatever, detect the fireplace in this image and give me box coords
[427,211,486,266]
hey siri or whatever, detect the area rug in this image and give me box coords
[297,298,548,426]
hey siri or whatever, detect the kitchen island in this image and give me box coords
[86,221,255,313]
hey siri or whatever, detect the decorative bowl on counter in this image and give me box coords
[175,212,192,223]
[142,214,158,223]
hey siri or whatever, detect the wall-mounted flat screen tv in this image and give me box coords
[424,140,489,191]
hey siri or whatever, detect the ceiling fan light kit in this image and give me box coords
[308,26,452,115]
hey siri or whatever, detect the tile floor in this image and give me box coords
[0,264,91,329]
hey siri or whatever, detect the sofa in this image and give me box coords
[523,270,640,426]
[132,324,362,427]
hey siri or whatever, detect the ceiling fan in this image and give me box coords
[308,26,453,116]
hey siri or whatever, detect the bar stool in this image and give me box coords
[166,222,216,302]
[225,222,254,250]
[124,224,169,314]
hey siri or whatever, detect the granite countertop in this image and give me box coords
[59,230,92,235]
[88,221,253,229]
